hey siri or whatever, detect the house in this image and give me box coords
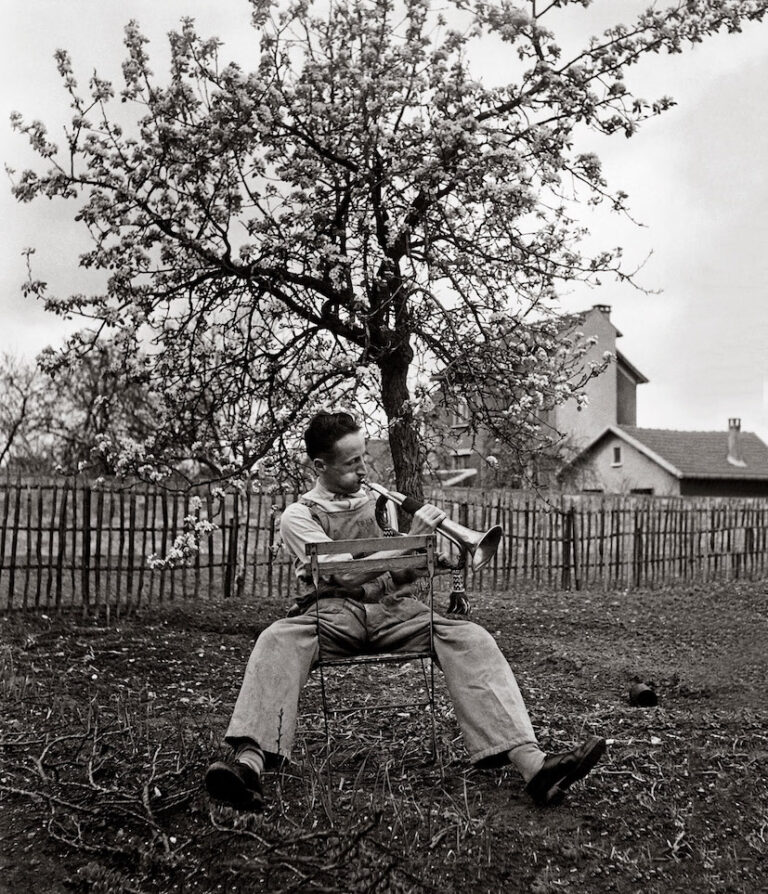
[434,304,648,487]
[563,418,768,497]
[543,304,648,449]
[427,303,768,496]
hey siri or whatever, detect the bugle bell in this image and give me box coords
[364,480,503,571]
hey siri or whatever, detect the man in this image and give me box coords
[205,411,606,811]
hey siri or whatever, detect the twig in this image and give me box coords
[0,783,100,815]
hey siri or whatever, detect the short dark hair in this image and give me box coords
[304,411,360,460]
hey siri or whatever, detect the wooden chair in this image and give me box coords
[305,534,439,759]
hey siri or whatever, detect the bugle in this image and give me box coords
[364,480,503,571]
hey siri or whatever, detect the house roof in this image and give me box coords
[590,425,768,480]
[558,305,623,337]
[616,350,649,385]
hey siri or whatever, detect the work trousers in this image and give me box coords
[225,594,542,768]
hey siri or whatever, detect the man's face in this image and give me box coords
[314,431,367,495]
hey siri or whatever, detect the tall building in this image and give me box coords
[546,304,648,450]
[434,304,648,487]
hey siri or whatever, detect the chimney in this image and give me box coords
[727,418,746,467]
[593,304,611,317]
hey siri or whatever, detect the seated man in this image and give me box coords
[205,411,606,811]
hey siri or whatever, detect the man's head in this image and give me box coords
[304,411,367,494]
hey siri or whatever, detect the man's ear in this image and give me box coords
[312,457,326,474]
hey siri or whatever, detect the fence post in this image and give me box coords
[633,508,643,589]
[126,490,136,611]
[7,483,21,609]
[22,487,32,609]
[94,488,104,611]
[267,508,276,600]
[459,501,470,592]
[250,487,264,598]
[224,516,238,599]
[34,485,44,609]
[561,505,572,590]
[55,483,69,611]
[81,485,92,617]
[136,488,149,607]
[0,485,9,604]
[70,476,78,608]
[571,505,581,591]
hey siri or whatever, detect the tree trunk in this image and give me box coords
[378,344,423,502]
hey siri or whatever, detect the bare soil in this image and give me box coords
[1,579,767,893]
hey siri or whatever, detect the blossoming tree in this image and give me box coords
[11,0,767,497]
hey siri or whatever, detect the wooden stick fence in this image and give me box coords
[0,478,299,614]
[2,478,768,613]
[426,489,768,592]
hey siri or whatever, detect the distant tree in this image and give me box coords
[36,336,161,475]
[0,340,162,476]
[0,353,47,472]
[11,0,767,495]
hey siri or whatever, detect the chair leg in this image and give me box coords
[428,657,437,762]
[318,663,332,754]
[316,663,337,815]
[419,656,438,764]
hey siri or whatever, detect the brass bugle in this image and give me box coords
[364,480,503,571]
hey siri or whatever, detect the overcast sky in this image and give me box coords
[2,1,767,440]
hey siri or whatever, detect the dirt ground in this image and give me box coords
[1,578,767,893]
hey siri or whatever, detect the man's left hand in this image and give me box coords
[409,503,446,536]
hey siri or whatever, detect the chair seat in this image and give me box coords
[316,649,435,668]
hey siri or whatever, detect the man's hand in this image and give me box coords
[435,552,459,572]
[408,503,447,536]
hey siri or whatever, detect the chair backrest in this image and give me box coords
[305,534,437,589]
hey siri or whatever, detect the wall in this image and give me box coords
[432,306,647,487]
[553,306,619,449]
[616,363,638,426]
[578,434,681,495]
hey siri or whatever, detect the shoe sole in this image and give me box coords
[205,763,264,812]
[540,736,607,807]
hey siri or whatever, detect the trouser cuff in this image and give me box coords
[508,742,546,782]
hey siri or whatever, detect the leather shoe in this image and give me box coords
[205,760,264,812]
[525,736,606,806]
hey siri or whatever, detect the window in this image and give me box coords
[631,488,654,495]
[450,398,469,430]
[451,450,472,470]
[611,445,623,467]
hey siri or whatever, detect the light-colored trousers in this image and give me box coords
[225,594,543,771]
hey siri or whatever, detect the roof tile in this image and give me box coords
[620,426,768,479]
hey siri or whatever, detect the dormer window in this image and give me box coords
[612,445,623,467]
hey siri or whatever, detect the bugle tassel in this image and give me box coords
[446,555,471,616]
